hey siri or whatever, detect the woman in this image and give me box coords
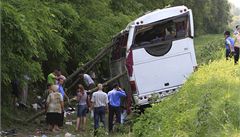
[76,84,89,131]
[45,85,64,132]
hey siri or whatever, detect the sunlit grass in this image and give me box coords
[133,59,240,137]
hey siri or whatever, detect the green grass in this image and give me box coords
[194,34,223,47]
[133,59,240,137]
[194,34,224,64]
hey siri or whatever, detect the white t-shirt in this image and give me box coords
[84,74,94,87]
[91,90,108,108]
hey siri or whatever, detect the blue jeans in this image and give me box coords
[94,106,106,129]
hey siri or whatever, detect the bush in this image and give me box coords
[194,34,225,65]
[133,59,240,137]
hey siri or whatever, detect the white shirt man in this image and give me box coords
[91,84,108,130]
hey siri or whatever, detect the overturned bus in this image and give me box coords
[109,6,197,108]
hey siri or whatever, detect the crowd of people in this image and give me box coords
[45,69,127,134]
[224,25,240,65]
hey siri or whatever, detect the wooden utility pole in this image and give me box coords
[64,43,113,84]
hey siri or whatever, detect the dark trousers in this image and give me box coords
[94,106,106,129]
[226,49,231,60]
[108,105,121,132]
[234,47,239,64]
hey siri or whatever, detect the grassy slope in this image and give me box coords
[133,34,240,137]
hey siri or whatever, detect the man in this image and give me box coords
[224,31,235,62]
[234,25,240,64]
[57,78,69,127]
[91,84,108,130]
[108,83,126,132]
[57,71,66,83]
[47,69,59,85]
[79,70,95,90]
[58,78,65,99]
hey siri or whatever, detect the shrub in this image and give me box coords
[194,34,225,65]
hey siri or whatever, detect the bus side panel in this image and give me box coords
[133,53,194,95]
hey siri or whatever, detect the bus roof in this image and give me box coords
[124,5,189,30]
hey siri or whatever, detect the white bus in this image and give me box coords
[110,6,197,107]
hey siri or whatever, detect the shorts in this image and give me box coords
[46,112,61,125]
[77,104,88,117]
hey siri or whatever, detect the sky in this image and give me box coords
[228,0,240,8]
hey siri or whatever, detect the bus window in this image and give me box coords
[174,17,188,38]
[133,14,189,56]
[134,15,189,46]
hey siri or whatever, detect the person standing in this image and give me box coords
[11,78,20,107]
[47,69,59,85]
[42,83,53,108]
[57,78,65,98]
[224,31,235,62]
[108,83,126,132]
[79,70,96,119]
[91,84,108,130]
[76,84,89,131]
[57,70,66,80]
[21,75,30,105]
[43,84,53,101]
[57,78,69,127]
[45,85,64,133]
[234,25,240,64]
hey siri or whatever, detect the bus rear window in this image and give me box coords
[134,15,190,48]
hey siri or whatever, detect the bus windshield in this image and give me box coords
[133,13,190,49]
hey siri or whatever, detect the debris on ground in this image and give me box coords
[0,129,17,136]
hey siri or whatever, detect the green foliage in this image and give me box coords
[133,59,240,137]
[1,0,73,84]
[194,34,224,64]
[229,3,240,30]
[173,0,230,34]
[92,127,108,137]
